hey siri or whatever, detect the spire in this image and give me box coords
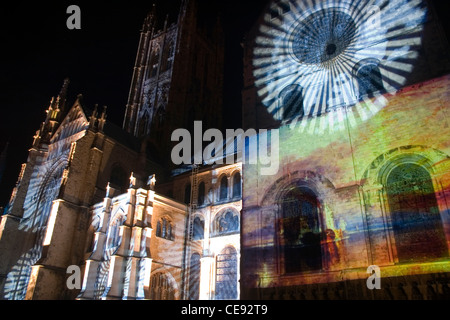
[57,78,70,113]
[143,4,157,33]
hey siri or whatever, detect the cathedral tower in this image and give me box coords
[123,0,225,166]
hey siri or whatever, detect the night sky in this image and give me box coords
[0,0,268,205]
[0,0,448,206]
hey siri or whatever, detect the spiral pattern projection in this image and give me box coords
[253,0,427,134]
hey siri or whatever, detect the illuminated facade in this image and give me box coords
[1,0,449,301]
[241,0,450,299]
[0,0,234,300]
[0,84,169,299]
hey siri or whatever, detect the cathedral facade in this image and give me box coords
[0,0,450,301]
[0,0,238,300]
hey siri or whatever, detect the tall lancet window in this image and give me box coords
[280,186,322,274]
[215,247,238,300]
[386,163,448,262]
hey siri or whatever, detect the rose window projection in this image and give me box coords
[253,0,427,133]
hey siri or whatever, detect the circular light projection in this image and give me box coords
[289,9,357,65]
[253,0,427,134]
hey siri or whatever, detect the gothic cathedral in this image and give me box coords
[0,0,449,301]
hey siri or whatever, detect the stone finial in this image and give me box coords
[129,172,137,188]
[147,174,156,191]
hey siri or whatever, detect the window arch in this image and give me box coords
[278,84,304,121]
[149,46,160,78]
[192,216,204,240]
[232,172,241,199]
[198,182,205,206]
[105,210,126,255]
[156,217,174,241]
[150,272,175,300]
[385,162,448,262]
[354,58,384,99]
[213,210,239,236]
[279,186,322,274]
[219,176,228,201]
[188,253,201,300]
[215,247,238,300]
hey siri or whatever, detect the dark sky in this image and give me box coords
[0,0,448,206]
[0,0,268,205]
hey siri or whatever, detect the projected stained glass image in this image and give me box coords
[253,0,427,133]
[241,0,450,300]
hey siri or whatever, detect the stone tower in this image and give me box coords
[123,0,225,166]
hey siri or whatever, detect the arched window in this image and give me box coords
[214,210,239,236]
[150,273,175,300]
[386,163,448,262]
[149,47,160,78]
[161,42,175,72]
[192,217,204,240]
[280,186,322,274]
[219,176,228,201]
[110,164,127,192]
[232,172,241,198]
[184,183,191,205]
[215,247,238,300]
[354,58,384,99]
[156,217,174,241]
[106,212,126,255]
[278,84,304,121]
[198,182,205,206]
[189,253,201,300]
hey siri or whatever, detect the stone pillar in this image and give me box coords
[24,199,87,300]
[106,255,126,299]
[199,256,214,300]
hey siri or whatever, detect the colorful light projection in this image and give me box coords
[253,0,427,134]
[241,74,450,296]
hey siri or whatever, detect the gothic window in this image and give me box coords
[149,47,160,78]
[189,253,201,300]
[184,183,191,205]
[354,58,384,99]
[198,182,205,206]
[137,112,149,137]
[105,211,126,256]
[232,172,241,199]
[161,42,175,72]
[150,273,175,300]
[280,186,322,274]
[215,247,238,300]
[219,176,228,201]
[156,217,174,241]
[214,210,239,236]
[192,217,204,241]
[386,163,448,262]
[156,220,162,237]
[278,84,304,122]
[109,164,127,192]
